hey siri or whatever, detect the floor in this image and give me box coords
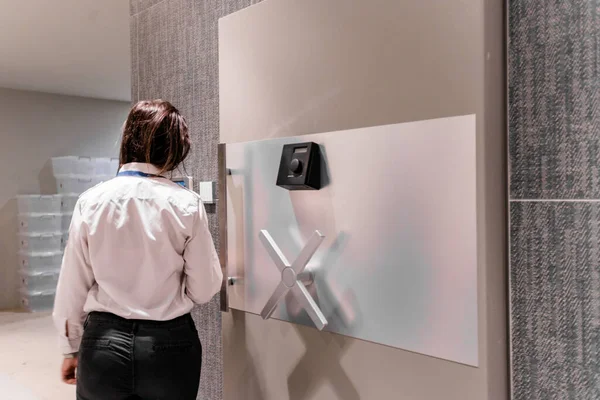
[0,311,75,400]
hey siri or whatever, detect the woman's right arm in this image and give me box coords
[52,200,95,356]
[183,199,223,304]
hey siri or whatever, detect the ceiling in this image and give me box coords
[0,0,131,102]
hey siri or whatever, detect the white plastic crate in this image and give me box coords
[110,158,120,175]
[94,157,113,175]
[60,194,79,214]
[16,195,61,214]
[61,212,73,232]
[20,269,60,292]
[19,233,62,253]
[55,175,95,194]
[61,232,69,251]
[18,251,62,272]
[20,288,55,312]
[18,214,62,234]
[51,156,94,176]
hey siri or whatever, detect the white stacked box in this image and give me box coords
[60,194,79,214]
[18,252,63,308]
[18,213,62,233]
[18,251,63,272]
[51,156,119,255]
[56,176,95,194]
[94,157,119,185]
[20,269,60,292]
[111,158,120,175]
[16,195,61,214]
[20,288,56,312]
[61,232,70,251]
[16,195,63,312]
[18,231,62,252]
[60,212,72,252]
[52,156,119,195]
[61,212,73,232]
[50,156,95,176]
[16,156,118,312]
[58,194,77,251]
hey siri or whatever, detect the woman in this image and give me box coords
[53,100,222,400]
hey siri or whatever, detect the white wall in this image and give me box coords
[0,88,131,309]
[0,0,131,101]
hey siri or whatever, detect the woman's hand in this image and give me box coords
[61,355,78,385]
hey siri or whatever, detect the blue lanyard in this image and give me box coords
[117,171,165,179]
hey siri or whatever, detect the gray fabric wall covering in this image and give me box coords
[509,0,600,399]
[130,1,261,399]
[511,202,600,399]
[510,0,600,200]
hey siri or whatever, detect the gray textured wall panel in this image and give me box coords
[510,202,600,400]
[135,0,195,119]
[130,0,262,398]
[129,0,165,15]
[509,0,600,199]
[130,0,166,16]
[509,0,600,398]
[130,15,138,103]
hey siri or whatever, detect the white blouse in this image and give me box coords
[53,163,223,354]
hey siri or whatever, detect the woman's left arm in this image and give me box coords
[52,199,95,356]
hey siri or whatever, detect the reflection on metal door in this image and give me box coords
[220,115,478,366]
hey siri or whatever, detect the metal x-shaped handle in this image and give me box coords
[259,230,328,331]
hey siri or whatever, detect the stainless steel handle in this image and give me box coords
[259,230,328,330]
[227,276,243,286]
[218,143,229,312]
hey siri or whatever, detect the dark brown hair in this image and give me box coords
[119,100,191,173]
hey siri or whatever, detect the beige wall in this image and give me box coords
[220,0,507,399]
[0,88,130,309]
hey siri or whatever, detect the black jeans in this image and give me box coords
[77,312,202,400]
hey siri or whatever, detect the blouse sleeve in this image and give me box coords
[182,199,223,304]
[52,200,95,354]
